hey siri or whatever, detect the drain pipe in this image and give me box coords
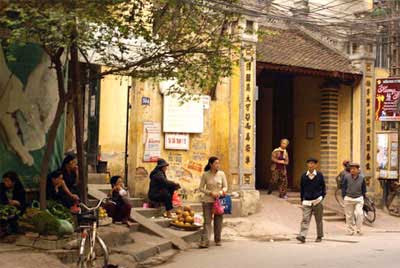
[124,84,132,186]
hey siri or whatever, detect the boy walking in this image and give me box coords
[297,158,326,243]
[341,163,366,235]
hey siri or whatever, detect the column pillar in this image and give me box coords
[320,80,339,190]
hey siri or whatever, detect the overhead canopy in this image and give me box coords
[257,27,362,80]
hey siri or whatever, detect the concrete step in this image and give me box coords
[287,198,301,205]
[324,215,346,222]
[88,173,109,184]
[134,207,163,218]
[129,197,145,208]
[287,192,300,198]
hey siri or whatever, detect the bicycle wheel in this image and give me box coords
[363,203,376,223]
[77,234,88,268]
[335,188,344,208]
[77,231,95,268]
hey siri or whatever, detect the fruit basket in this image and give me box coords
[170,221,201,231]
[170,205,202,231]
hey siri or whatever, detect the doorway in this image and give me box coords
[256,71,294,190]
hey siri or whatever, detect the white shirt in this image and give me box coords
[306,170,317,180]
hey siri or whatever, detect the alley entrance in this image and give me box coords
[256,69,325,191]
[256,71,294,190]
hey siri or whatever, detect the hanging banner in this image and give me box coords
[143,122,161,162]
[0,43,65,189]
[376,78,400,121]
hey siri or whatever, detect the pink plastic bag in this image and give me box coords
[212,198,224,215]
[172,191,182,207]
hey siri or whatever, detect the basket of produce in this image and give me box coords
[98,207,112,226]
[0,205,20,223]
[170,206,201,231]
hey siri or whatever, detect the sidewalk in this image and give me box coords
[222,193,400,242]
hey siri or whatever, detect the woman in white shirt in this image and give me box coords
[199,156,228,248]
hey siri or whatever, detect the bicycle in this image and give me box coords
[334,175,376,223]
[76,198,112,268]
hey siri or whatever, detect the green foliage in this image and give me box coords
[1,0,241,96]
[47,200,74,223]
[0,204,20,221]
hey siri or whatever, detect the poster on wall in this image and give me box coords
[376,132,398,179]
[163,94,204,133]
[165,133,190,150]
[376,78,400,121]
[143,122,161,162]
[0,43,64,188]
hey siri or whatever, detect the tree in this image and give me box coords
[0,0,240,209]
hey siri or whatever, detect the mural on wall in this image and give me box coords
[0,43,64,187]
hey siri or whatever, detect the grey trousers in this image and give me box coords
[201,202,223,244]
[299,202,324,238]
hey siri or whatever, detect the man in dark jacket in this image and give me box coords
[296,158,326,243]
[341,162,366,235]
[148,159,180,218]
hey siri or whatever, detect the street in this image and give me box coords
[159,194,400,268]
[160,232,400,268]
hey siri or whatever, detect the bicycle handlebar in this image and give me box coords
[79,197,111,212]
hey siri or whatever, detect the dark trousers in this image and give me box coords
[201,202,223,244]
[149,187,174,211]
[103,201,132,222]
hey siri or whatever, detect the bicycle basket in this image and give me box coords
[77,211,98,225]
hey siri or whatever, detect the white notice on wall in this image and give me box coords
[163,94,204,133]
[165,133,190,150]
[143,122,161,162]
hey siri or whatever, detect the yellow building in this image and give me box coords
[97,17,386,214]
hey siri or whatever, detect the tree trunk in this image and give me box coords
[70,41,87,203]
[39,51,66,210]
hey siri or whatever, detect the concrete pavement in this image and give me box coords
[159,193,400,268]
[159,232,400,268]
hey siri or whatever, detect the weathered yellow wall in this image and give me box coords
[292,76,322,188]
[337,84,352,174]
[98,73,130,176]
[127,79,236,201]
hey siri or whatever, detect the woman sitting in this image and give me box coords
[102,176,134,227]
[0,171,26,234]
[46,170,79,209]
[148,159,180,218]
[61,154,80,196]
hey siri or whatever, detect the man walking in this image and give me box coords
[296,158,326,243]
[269,139,289,198]
[342,163,366,235]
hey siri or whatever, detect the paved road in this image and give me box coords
[160,231,400,268]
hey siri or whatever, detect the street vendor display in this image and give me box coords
[171,206,201,231]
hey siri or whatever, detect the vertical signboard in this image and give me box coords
[376,78,400,121]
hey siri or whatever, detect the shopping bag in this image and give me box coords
[172,191,182,207]
[212,198,225,215]
[219,195,232,214]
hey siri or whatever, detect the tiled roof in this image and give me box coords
[257,27,359,74]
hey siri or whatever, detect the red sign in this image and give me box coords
[376,78,400,121]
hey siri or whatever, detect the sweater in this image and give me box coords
[341,174,366,198]
[300,171,326,201]
[199,170,228,203]
[0,182,26,212]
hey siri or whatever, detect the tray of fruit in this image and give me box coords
[98,207,112,226]
[170,206,202,231]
